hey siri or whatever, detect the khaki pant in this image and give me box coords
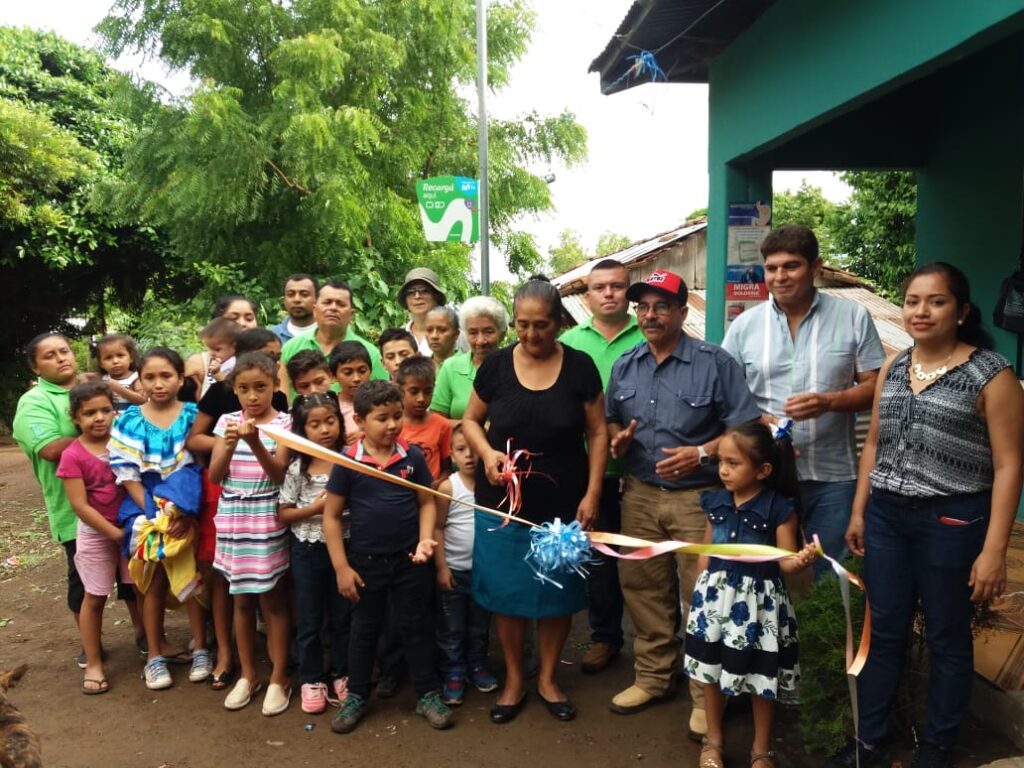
[620,476,712,707]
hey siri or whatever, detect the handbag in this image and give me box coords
[993,239,1024,375]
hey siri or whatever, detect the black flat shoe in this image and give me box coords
[537,691,576,722]
[490,692,527,724]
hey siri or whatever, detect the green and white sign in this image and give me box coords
[415,176,479,243]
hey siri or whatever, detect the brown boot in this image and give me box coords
[580,642,620,674]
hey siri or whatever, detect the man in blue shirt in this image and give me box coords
[606,270,761,739]
[269,273,319,344]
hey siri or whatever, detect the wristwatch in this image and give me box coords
[697,445,711,466]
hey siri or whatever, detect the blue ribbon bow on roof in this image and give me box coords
[609,50,668,89]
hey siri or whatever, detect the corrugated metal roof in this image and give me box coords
[563,288,912,355]
[589,0,775,94]
[553,221,707,294]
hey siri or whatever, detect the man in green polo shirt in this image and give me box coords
[280,278,387,397]
[13,333,82,625]
[560,259,644,674]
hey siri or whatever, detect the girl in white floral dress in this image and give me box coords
[683,422,818,768]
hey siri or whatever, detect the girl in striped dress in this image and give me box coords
[210,352,292,716]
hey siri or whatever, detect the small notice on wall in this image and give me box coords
[725,202,771,327]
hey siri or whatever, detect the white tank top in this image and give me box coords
[444,472,476,572]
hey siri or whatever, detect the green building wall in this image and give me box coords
[704,0,1024,345]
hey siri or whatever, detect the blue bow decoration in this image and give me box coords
[771,417,794,441]
[609,50,668,90]
[524,518,596,589]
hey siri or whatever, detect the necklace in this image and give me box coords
[911,349,955,382]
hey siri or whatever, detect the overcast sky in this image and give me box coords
[2,1,848,279]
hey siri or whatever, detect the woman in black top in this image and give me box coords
[462,277,607,724]
[826,263,1023,768]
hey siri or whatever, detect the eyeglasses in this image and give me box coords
[405,287,433,298]
[635,301,679,316]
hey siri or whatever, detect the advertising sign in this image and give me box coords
[415,176,479,242]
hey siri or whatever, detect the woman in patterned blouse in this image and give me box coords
[826,262,1023,768]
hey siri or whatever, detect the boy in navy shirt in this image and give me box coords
[323,380,452,733]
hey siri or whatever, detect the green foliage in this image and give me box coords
[546,227,632,275]
[548,228,587,274]
[97,0,587,299]
[595,231,632,258]
[832,171,917,299]
[797,558,866,756]
[772,172,917,299]
[685,206,708,220]
[0,26,172,426]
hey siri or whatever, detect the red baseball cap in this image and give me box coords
[626,270,689,305]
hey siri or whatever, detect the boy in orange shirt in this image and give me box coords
[396,357,451,489]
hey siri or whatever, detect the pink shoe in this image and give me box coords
[332,676,348,705]
[300,682,329,714]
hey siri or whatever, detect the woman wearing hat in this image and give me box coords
[399,267,446,356]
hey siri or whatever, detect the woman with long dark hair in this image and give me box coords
[826,262,1023,768]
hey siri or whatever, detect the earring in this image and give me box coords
[958,319,964,326]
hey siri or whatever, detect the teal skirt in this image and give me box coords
[471,511,587,619]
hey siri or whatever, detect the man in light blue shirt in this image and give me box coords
[722,225,884,577]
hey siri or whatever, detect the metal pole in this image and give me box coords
[476,0,490,295]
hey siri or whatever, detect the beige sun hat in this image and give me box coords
[398,267,446,308]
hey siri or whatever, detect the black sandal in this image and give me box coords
[208,667,236,691]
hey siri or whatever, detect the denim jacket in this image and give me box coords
[700,488,794,579]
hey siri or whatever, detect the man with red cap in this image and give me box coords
[605,270,760,739]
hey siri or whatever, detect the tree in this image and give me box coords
[771,174,916,298]
[0,27,171,424]
[831,171,917,299]
[97,0,588,335]
[771,180,846,261]
[547,228,587,274]
[546,228,632,275]
[595,231,632,257]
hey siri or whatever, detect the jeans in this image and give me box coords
[291,537,352,684]
[347,551,438,699]
[587,476,625,647]
[436,568,491,677]
[798,479,856,580]
[857,489,990,749]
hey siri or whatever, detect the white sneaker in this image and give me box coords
[144,658,172,691]
[262,683,292,717]
[189,649,212,683]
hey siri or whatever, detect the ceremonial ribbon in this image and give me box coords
[260,424,870,706]
[496,438,538,523]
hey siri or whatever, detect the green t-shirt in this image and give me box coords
[560,315,645,477]
[281,326,387,396]
[12,378,79,542]
[430,351,477,420]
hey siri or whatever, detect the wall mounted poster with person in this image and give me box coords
[726,201,772,327]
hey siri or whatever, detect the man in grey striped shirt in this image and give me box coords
[722,225,885,576]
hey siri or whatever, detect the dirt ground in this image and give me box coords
[0,444,1016,768]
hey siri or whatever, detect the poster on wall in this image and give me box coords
[725,202,771,327]
[415,176,479,242]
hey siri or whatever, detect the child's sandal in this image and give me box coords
[700,737,725,768]
[750,751,776,768]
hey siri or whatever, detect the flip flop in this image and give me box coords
[162,649,193,665]
[81,677,110,695]
[208,667,236,691]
